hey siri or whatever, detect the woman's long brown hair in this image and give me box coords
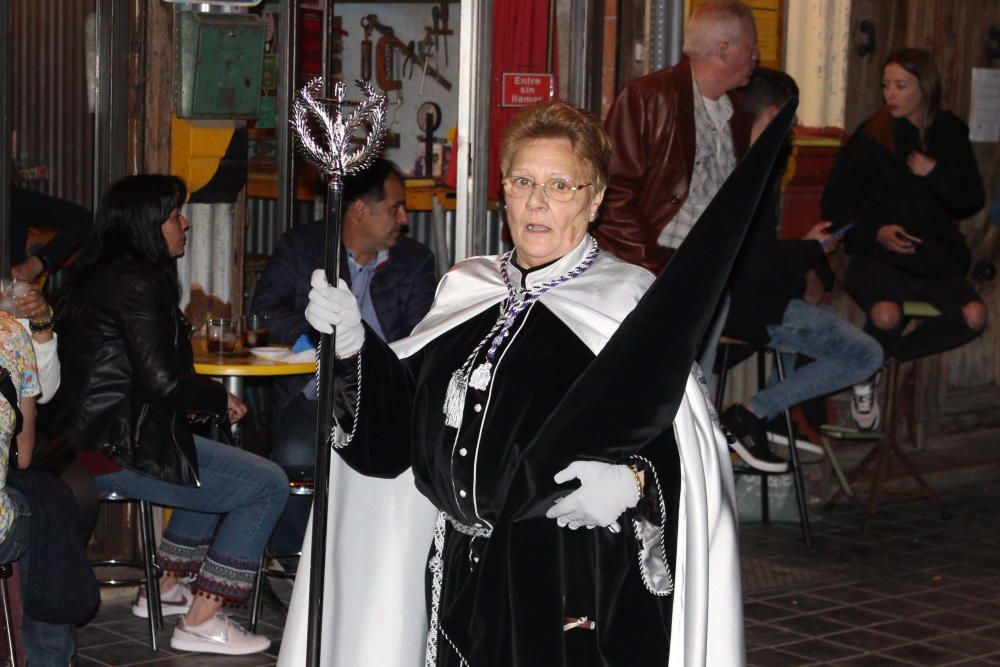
[865,48,942,153]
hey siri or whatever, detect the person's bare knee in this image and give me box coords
[962,301,987,331]
[869,302,901,330]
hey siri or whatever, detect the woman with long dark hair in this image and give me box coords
[822,48,987,429]
[49,175,287,656]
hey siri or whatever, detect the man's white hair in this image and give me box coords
[682,1,755,61]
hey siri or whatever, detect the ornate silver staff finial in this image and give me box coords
[291,77,388,177]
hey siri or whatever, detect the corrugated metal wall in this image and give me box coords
[13,0,95,210]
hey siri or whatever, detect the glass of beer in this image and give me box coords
[242,313,269,348]
[206,318,237,354]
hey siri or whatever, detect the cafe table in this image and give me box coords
[193,346,315,442]
[193,347,315,398]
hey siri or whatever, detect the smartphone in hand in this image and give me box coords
[822,222,853,247]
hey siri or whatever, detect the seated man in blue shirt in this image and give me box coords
[251,159,437,556]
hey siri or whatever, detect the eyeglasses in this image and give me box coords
[501,176,593,202]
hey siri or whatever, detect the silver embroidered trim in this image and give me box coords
[425,512,492,667]
[692,363,723,429]
[317,340,362,449]
[630,454,673,596]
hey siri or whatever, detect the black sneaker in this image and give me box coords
[721,404,790,473]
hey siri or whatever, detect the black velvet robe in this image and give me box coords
[334,248,679,666]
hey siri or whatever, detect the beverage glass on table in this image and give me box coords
[242,313,269,348]
[206,318,237,354]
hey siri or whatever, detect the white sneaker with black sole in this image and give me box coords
[851,375,882,432]
[170,611,271,655]
[132,581,193,619]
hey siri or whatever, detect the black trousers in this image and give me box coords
[846,254,983,362]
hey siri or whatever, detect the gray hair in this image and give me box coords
[682,1,755,60]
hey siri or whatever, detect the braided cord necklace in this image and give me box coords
[442,238,599,429]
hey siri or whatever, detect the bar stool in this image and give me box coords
[248,476,315,633]
[717,337,813,548]
[0,563,15,665]
[822,301,950,525]
[90,492,163,651]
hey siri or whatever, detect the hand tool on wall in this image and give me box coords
[432,6,441,61]
[366,16,452,90]
[418,30,435,95]
[375,33,403,148]
[360,15,375,81]
[439,2,452,66]
[402,40,417,79]
[375,35,401,92]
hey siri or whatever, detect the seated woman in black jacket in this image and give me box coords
[822,48,987,419]
[49,175,287,656]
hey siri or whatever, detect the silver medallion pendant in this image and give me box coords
[468,362,493,391]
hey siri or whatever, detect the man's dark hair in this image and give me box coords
[343,158,405,211]
[741,67,799,116]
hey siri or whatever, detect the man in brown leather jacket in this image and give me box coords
[596,0,759,275]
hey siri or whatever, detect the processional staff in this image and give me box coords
[290,77,388,667]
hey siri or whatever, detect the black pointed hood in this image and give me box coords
[514,99,799,515]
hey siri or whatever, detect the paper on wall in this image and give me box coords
[970,67,1000,142]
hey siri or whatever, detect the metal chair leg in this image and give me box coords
[775,351,812,548]
[138,501,161,649]
[249,555,267,633]
[0,566,15,665]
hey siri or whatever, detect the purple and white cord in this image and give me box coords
[443,238,600,428]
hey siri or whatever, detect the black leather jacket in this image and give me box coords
[48,261,227,486]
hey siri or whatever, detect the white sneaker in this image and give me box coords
[170,612,271,655]
[851,375,882,432]
[132,581,193,619]
[766,431,824,457]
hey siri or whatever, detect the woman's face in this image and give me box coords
[161,208,190,258]
[504,138,603,268]
[882,63,925,125]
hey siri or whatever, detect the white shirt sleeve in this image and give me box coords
[17,318,60,404]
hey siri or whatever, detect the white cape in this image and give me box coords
[278,239,743,666]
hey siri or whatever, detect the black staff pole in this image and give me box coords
[306,174,344,666]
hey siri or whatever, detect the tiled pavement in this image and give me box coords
[742,479,1000,666]
[65,477,1000,665]
[74,584,290,667]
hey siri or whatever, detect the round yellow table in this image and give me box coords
[194,348,316,443]
[194,349,315,396]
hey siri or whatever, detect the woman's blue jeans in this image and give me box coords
[0,486,75,667]
[748,299,884,421]
[93,435,288,603]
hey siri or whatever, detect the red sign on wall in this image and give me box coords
[500,73,554,107]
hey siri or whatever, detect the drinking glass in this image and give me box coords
[0,279,24,317]
[206,318,237,354]
[242,313,270,348]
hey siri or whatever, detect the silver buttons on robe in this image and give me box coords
[459,448,468,456]
[473,403,482,412]
[459,489,467,498]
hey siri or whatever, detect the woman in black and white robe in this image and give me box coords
[276,99,782,667]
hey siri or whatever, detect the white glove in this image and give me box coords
[305,269,364,357]
[545,461,640,533]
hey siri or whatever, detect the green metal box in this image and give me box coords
[176,12,266,119]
